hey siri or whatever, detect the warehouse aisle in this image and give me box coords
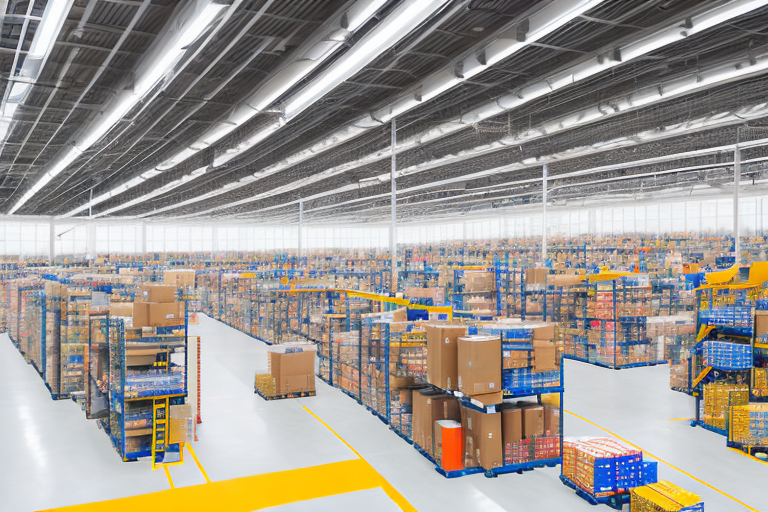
[1,315,766,512]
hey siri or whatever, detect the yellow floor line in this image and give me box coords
[565,409,759,511]
[728,447,768,465]
[163,465,174,489]
[667,417,693,422]
[186,443,211,483]
[38,459,388,512]
[302,405,417,512]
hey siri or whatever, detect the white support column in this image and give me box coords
[211,224,219,254]
[298,200,304,259]
[390,118,397,291]
[734,140,741,259]
[542,164,548,264]
[86,222,96,260]
[49,219,55,263]
[141,221,147,256]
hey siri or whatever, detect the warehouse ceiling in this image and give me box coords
[2,0,768,224]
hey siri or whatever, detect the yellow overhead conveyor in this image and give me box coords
[276,287,453,319]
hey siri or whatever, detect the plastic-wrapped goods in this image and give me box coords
[630,481,704,511]
[731,403,768,447]
[702,340,751,371]
[563,437,646,498]
[702,383,749,430]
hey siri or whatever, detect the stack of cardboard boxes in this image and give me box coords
[419,322,561,472]
[255,342,317,398]
[132,284,185,331]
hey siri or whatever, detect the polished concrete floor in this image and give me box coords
[0,314,765,511]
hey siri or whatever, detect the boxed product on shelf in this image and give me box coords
[730,403,768,447]
[412,389,460,456]
[702,382,749,430]
[426,324,467,390]
[752,367,768,398]
[630,481,704,512]
[457,335,501,397]
[460,404,503,471]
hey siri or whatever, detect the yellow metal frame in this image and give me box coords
[278,287,453,319]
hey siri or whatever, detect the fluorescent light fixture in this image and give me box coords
[689,0,767,34]
[71,0,389,217]
[17,1,226,216]
[27,0,71,59]
[285,0,450,118]
[90,167,208,218]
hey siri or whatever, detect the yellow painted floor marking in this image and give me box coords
[186,443,211,483]
[163,465,174,489]
[302,405,417,512]
[728,447,768,466]
[565,409,759,511]
[38,459,389,512]
[667,417,693,422]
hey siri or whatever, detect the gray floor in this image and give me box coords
[0,314,764,511]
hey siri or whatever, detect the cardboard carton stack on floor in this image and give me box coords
[255,342,317,398]
[630,481,703,512]
[563,437,653,498]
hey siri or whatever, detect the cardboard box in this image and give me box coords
[544,404,560,435]
[169,404,193,445]
[148,302,184,327]
[391,376,416,389]
[521,405,544,438]
[426,324,467,390]
[137,284,176,303]
[458,335,501,396]
[461,405,503,470]
[393,308,408,322]
[501,406,523,446]
[533,340,557,372]
[412,390,460,456]
[465,272,495,292]
[164,269,196,289]
[503,349,530,369]
[549,274,582,287]
[756,312,768,336]
[132,302,150,329]
[533,324,555,341]
[525,268,548,286]
[268,344,317,395]
[470,391,503,406]
[110,302,133,318]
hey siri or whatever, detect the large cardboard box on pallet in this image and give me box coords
[149,302,185,327]
[460,404,503,471]
[268,343,316,395]
[412,389,460,456]
[458,335,501,397]
[426,324,467,390]
[137,284,176,303]
[164,269,196,289]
